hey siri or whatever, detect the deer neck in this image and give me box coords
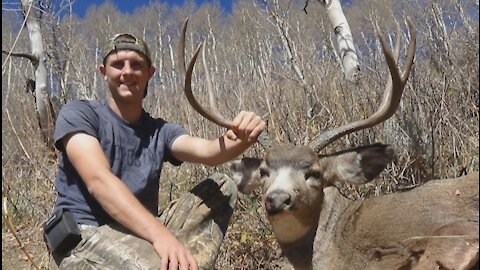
[277,227,317,270]
[315,186,362,252]
[269,209,319,270]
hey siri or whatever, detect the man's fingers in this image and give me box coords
[225,129,237,141]
[168,256,179,270]
[231,110,246,129]
[238,112,255,132]
[160,253,169,270]
[248,124,266,142]
[152,234,196,270]
[177,250,191,270]
[243,115,265,141]
[231,111,265,141]
[186,252,198,270]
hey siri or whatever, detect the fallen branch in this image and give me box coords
[2,196,41,270]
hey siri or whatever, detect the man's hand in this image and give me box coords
[226,111,265,143]
[170,111,265,166]
[152,229,198,270]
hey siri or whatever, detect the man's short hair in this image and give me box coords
[103,33,152,66]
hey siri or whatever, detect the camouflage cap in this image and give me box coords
[103,33,152,65]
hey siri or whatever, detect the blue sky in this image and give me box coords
[72,0,233,17]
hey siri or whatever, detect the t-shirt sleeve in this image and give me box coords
[54,100,100,152]
[163,123,188,166]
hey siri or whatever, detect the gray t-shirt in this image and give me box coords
[53,99,188,226]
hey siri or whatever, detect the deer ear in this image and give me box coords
[322,144,395,186]
[230,157,265,194]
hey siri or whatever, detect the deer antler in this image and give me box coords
[309,17,416,153]
[178,19,278,149]
[178,18,232,129]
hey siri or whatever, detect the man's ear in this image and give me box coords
[148,66,156,79]
[99,65,106,78]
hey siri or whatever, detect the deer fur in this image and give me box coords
[231,144,479,270]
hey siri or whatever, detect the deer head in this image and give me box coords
[241,18,414,242]
[178,15,415,238]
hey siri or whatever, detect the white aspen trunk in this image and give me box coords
[207,14,219,76]
[206,14,221,105]
[321,0,360,82]
[167,34,176,86]
[7,55,12,88]
[155,22,165,91]
[6,45,13,105]
[257,38,268,89]
[158,34,165,89]
[61,56,70,100]
[21,0,54,149]
[93,38,99,98]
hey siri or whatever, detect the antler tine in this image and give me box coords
[179,18,232,129]
[310,17,416,153]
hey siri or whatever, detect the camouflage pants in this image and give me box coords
[51,173,237,270]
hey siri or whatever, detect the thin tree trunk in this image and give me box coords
[21,0,55,150]
[321,0,360,82]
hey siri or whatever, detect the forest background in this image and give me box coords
[2,0,479,269]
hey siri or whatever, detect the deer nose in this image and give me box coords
[265,191,292,214]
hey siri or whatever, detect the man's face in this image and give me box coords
[100,50,155,102]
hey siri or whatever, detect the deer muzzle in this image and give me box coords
[265,191,292,215]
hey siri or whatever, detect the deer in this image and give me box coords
[178,17,479,270]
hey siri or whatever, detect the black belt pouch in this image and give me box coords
[43,208,82,255]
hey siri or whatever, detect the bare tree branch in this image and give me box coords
[2,50,38,65]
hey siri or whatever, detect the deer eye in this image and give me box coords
[259,168,270,178]
[305,171,321,181]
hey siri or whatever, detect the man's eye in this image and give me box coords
[110,62,124,69]
[130,62,143,69]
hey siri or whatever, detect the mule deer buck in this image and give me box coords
[178,17,479,270]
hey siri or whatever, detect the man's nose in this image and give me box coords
[122,62,133,74]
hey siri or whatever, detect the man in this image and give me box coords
[46,32,265,270]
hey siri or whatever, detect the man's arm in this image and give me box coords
[171,111,266,166]
[63,132,197,270]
